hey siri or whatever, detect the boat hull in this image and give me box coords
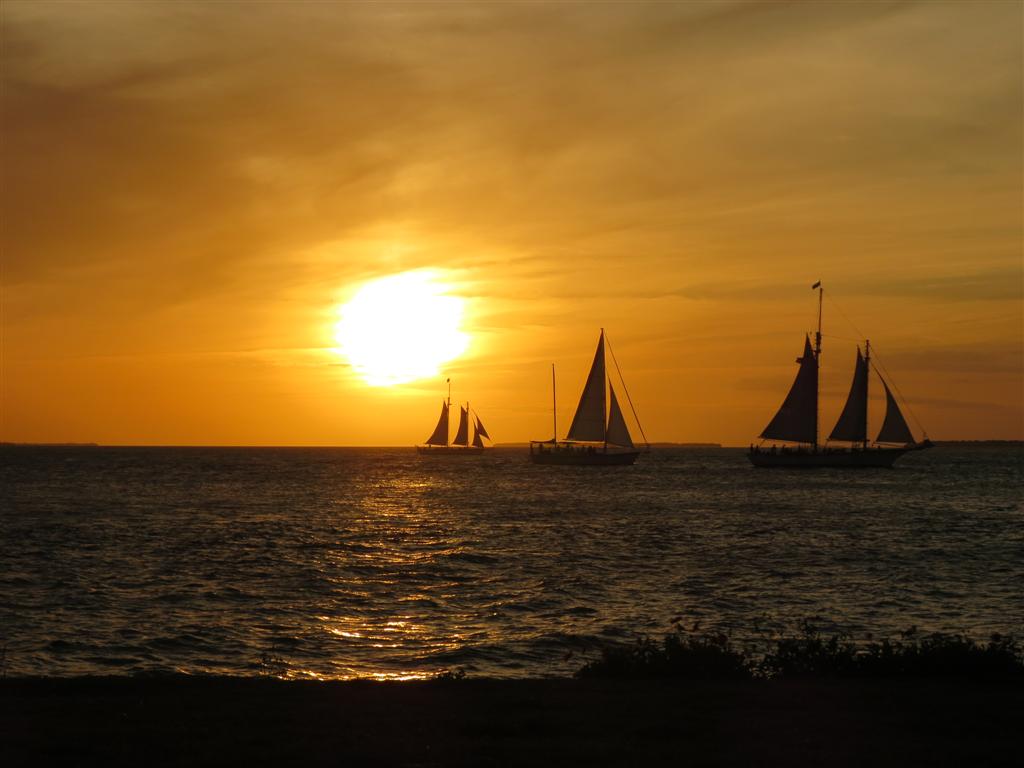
[415,446,485,456]
[529,443,640,466]
[748,442,931,468]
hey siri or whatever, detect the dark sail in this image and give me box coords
[424,402,449,446]
[605,384,633,447]
[760,335,818,444]
[472,416,489,447]
[452,406,470,446]
[474,416,490,441]
[876,377,914,444]
[828,347,868,443]
[566,331,607,442]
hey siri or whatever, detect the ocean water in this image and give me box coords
[1,445,1021,679]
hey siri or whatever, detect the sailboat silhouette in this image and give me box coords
[416,380,491,455]
[530,329,646,466]
[749,283,932,468]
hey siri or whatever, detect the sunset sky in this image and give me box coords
[2,0,1021,446]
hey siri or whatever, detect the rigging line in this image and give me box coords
[865,347,929,436]
[823,291,927,436]
[604,332,649,447]
[823,291,867,341]
[468,406,489,433]
[821,333,863,344]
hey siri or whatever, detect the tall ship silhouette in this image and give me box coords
[417,380,491,455]
[531,329,647,466]
[749,283,932,468]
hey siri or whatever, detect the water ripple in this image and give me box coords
[1,445,1022,678]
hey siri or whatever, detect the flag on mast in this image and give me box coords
[811,281,821,289]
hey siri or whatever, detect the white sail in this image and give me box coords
[605,384,633,447]
[424,402,449,446]
[566,331,607,442]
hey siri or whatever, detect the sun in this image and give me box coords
[334,270,469,386]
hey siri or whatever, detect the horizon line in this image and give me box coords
[3,440,1023,449]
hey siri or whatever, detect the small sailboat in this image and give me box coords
[416,380,491,455]
[530,329,646,466]
[749,283,932,468]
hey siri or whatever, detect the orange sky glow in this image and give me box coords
[2,1,1021,445]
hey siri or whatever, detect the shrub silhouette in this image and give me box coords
[853,632,1023,679]
[758,619,858,678]
[576,630,751,680]
[577,621,1023,681]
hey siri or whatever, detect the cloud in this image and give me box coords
[666,269,1024,304]
[875,341,1022,376]
[4,2,1020,289]
[1,0,1020,442]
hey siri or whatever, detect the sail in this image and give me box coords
[452,407,470,446]
[474,416,490,441]
[566,331,607,442]
[876,377,915,444]
[605,384,633,447]
[828,347,868,443]
[424,402,449,446]
[760,335,818,444]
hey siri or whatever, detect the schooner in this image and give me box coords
[416,380,491,455]
[530,329,646,466]
[749,283,932,468]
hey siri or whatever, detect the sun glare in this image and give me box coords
[335,271,469,386]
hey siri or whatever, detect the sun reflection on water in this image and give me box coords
[283,667,434,682]
[314,612,466,678]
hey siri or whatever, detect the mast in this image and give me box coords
[602,327,607,453]
[863,340,870,449]
[447,378,451,446]
[814,282,822,450]
[552,363,557,442]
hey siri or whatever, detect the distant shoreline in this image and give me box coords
[0,442,100,447]
[494,441,723,448]
[931,440,1024,447]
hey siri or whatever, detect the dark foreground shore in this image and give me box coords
[3,676,1022,767]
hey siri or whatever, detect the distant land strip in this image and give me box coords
[494,442,723,448]
[931,440,1023,447]
[0,442,100,447]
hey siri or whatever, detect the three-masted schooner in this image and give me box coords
[749,283,932,468]
[530,329,646,466]
[416,380,491,455]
